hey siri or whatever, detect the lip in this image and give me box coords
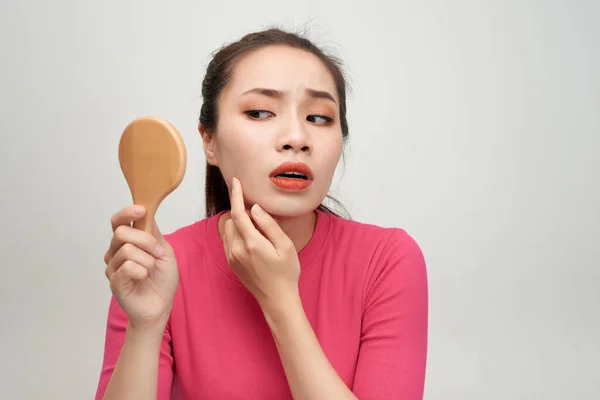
[269,161,314,191]
[269,162,314,181]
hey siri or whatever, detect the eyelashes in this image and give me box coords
[307,114,333,125]
[244,109,334,126]
[244,109,273,119]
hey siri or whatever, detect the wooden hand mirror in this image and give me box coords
[118,116,186,233]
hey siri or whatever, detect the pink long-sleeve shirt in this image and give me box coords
[95,208,428,399]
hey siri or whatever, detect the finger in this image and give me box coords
[121,260,149,280]
[224,218,236,261]
[229,217,247,259]
[221,223,229,258]
[151,219,167,246]
[250,204,290,250]
[229,177,260,242]
[105,224,162,264]
[105,242,157,281]
[111,205,146,232]
[110,260,148,294]
[232,218,245,253]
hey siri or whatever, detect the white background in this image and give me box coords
[1,0,598,399]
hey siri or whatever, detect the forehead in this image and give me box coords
[227,45,338,100]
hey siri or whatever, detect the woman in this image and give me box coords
[96,28,428,400]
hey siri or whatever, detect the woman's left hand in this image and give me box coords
[222,177,301,313]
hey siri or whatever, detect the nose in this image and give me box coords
[277,115,312,154]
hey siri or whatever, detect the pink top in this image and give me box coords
[95,209,428,399]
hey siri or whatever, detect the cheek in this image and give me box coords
[215,121,271,174]
[319,134,344,172]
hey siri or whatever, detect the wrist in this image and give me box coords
[128,305,172,332]
[126,319,168,345]
[262,292,303,330]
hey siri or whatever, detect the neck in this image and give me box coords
[218,209,317,252]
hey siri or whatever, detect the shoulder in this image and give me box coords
[326,212,427,290]
[379,227,426,269]
[327,211,426,262]
[366,226,428,305]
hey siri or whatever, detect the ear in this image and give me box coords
[199,123,219,166]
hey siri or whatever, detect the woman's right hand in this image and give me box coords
[103,205,179,331]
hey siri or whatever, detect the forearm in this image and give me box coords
[102,322,165,400]
[263,295,358,400]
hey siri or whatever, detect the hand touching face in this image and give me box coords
[201,45,344,219]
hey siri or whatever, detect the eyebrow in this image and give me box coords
[241,88,337,104]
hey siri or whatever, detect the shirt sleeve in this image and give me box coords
[94,294,175,400]
[352,228,429,400]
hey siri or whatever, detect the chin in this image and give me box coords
[258,196,323,220]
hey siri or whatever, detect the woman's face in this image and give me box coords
[201,45,344,219]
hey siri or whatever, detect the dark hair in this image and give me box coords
[199,27,350,218]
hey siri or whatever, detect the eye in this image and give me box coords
[244,109,275,120]
[307,114,334,126]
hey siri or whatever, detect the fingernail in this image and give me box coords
[156,244,164,257]
[251,204,263,216]
[133,206,144,216]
